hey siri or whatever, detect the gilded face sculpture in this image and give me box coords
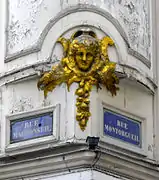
[37,30,119,131]
[75,48,94,71]
[70,36,99,72]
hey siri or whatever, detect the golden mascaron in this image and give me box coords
[37,30,119,131]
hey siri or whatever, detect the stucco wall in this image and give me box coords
[0,1,158,180]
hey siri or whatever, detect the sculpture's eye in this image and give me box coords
[87,52,93,58]
[77,52,83,58]
[79,52,83,56]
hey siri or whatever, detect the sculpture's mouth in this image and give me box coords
[76,61,94,72]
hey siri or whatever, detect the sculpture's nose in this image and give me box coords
[83,53,87,61]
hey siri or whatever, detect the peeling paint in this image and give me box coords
[7,0,150,60]
[10,95,34,114]
[118,0,149,58]
[7,0,46,54]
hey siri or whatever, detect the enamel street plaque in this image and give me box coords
[104,109,141,147]
[10,112,53,143]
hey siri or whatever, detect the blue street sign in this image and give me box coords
[104,109,141,147]
[10,112,53,143]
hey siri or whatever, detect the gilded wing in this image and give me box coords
[57,37,69,56]
[37,64,64,97]
[100,36,114,63]
[98,62,119,96]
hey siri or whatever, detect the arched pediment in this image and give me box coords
[5,4,155,92]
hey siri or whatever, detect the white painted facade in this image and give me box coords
[0,0,159,180]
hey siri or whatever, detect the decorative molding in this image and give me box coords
[0,62,155,93]
[0,144,159,179]
[5,4,151,68]
[5,46,41,62]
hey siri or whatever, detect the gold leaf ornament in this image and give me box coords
[37,30,119,131]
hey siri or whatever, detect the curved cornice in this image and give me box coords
[5,4,151,68]
[0,61,156,94]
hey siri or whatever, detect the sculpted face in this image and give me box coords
[75,48,94,71]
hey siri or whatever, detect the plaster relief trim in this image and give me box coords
[5,4,151,68]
